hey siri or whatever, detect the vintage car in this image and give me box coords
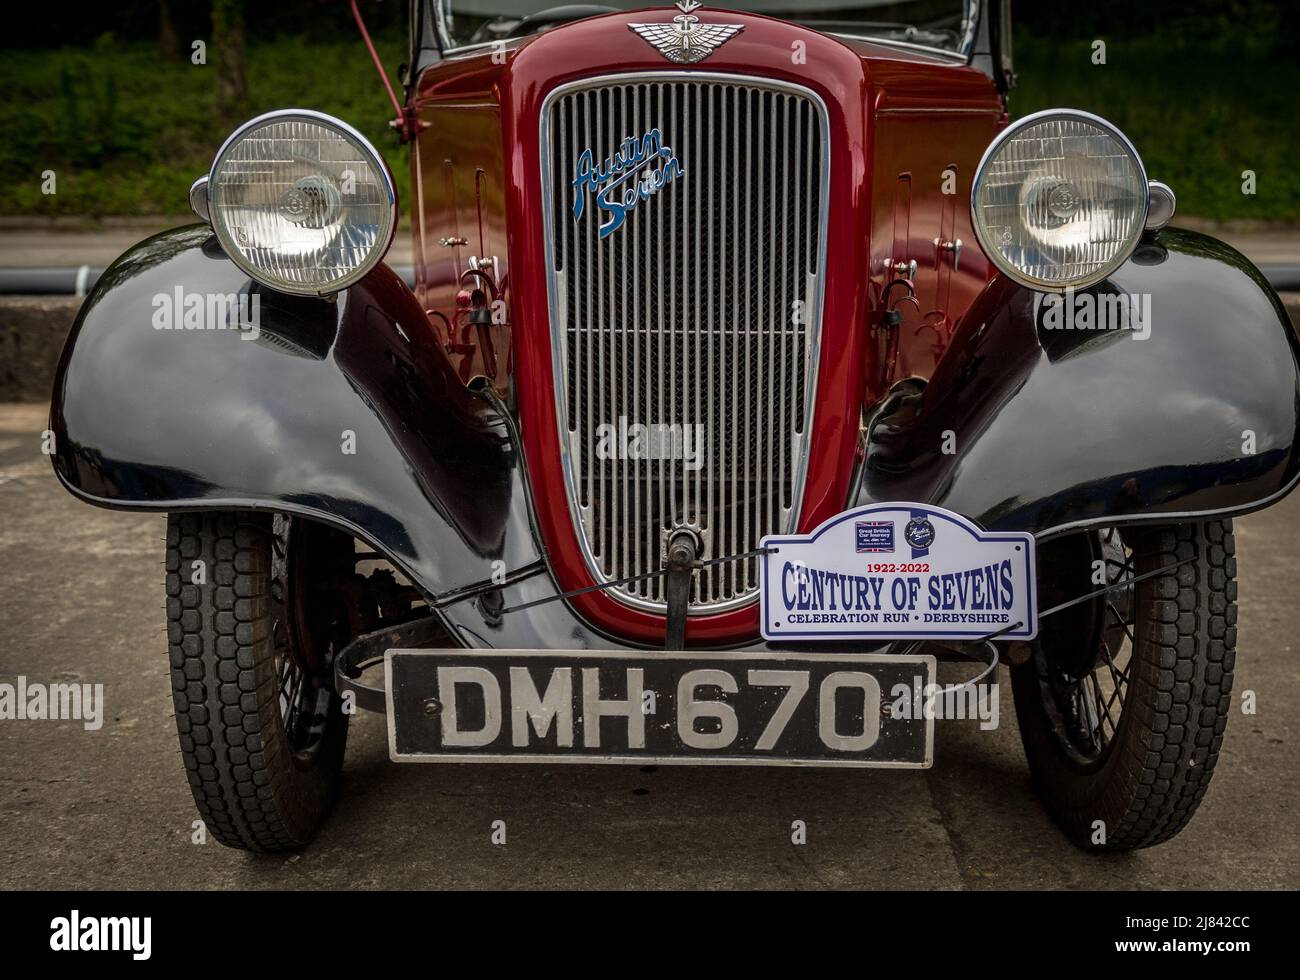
[50,0,1300,853]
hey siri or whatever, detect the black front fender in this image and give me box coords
[52,225,543,602]
[859,228,1300,536]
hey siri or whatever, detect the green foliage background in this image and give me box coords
[1011,33,1299,222]
[0,17,1296,221]
[0,35,413,218]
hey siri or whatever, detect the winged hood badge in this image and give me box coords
[629,1,744,64]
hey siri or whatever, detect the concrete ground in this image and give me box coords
[0,402,1297,890]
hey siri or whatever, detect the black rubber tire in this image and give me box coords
[1011,521,1237,850]
[165,511,348,852]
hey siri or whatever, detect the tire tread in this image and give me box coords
[166,512,324,851]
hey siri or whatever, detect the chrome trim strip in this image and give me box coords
[538,71,831,615]
[828,33,968,60]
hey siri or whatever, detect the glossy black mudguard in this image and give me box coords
[859,228,1300,537]
[50,225,564,641]
[51,225,1300,654]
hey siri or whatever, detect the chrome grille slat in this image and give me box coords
[543,73,829,614]
[744,86,756,592]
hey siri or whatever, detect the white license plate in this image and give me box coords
[760,502,1037,641]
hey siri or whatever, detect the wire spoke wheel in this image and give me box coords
[1039,526,1135,766]
[269,515,349,763]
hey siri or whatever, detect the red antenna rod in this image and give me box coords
[349,0,419,141]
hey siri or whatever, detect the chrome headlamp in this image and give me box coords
[971,109,1167,291]
[190,109,397,296]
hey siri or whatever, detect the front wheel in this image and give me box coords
[1012,521,1237,850]
[165,512,355,851]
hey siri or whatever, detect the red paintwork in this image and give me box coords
[409,10,1004,646]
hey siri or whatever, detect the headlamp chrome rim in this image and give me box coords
[970,107,1151,292]
[205,108,398,298]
